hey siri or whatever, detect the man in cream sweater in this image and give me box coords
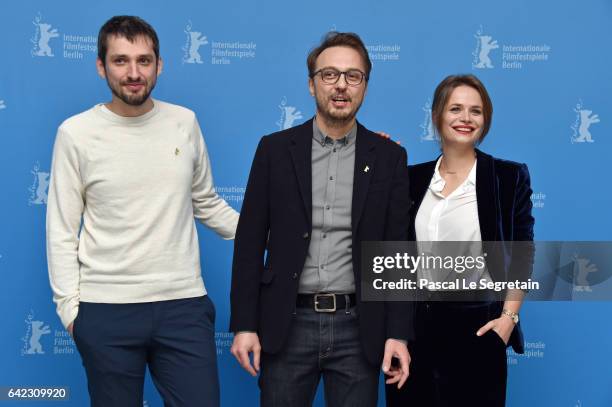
[46,16,238,407]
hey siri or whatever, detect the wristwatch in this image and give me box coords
[502,309,519,324]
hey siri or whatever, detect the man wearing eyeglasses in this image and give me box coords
[230,32,412,406]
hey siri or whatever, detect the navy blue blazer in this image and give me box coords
[230,118,413,366]
[408,149,534,354]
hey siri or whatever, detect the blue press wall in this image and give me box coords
[1,1,610,405]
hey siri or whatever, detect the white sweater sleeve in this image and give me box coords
[191,117,239,239]
[46,127,85,329]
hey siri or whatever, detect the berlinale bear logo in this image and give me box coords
[472,26,499,69]
[21,311,51,356]
[31,14,59,57]
[571,100,600,143]
[276,97,303,130]
[420,97,438,142]
[28,162,50,205]
[182,21,208,64]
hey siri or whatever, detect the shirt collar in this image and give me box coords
[466,159,477,186]
[430,157,445,192]
[313,118,357,147]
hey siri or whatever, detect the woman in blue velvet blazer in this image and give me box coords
[386,74,534,407]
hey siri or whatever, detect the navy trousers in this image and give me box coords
[73,295,219,407]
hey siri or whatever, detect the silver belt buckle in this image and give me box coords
[314,293,336,312]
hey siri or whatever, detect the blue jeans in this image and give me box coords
[73,295,219,407]
[259,305,379,407]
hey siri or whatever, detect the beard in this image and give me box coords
[314,91,363,128]
[107,77,156,106]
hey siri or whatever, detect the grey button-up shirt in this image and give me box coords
[298,120,356,294]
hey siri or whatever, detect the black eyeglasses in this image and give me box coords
[312,68,367,86]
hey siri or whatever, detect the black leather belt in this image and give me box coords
[296,293,356,312]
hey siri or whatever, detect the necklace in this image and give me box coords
[440,154,476,175]
[439,158,458,175]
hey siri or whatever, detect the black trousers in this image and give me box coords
[386,301,508,407]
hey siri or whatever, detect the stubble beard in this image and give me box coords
[107,77,156,106]
[315,92,362,129]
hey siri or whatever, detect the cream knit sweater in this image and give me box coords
[46,100,239,328]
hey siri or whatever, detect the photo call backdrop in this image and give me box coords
[1,0,611,406]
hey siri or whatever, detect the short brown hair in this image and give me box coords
[307,32,371,81]
[431,74,493,144]
[98,16,160,63]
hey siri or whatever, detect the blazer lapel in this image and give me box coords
[352,123,376,233]
[410,159,437,216]
[406,159,436,239]
[289,119,313,227]
[475,149,498,241]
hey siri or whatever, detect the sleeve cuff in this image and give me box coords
[57,297,80,330]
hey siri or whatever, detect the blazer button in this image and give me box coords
[293,272,298,279]
[302,232,309,239]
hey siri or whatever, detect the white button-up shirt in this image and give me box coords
[415,157,492,285]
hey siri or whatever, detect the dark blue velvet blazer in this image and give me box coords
[408,149,535,354]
